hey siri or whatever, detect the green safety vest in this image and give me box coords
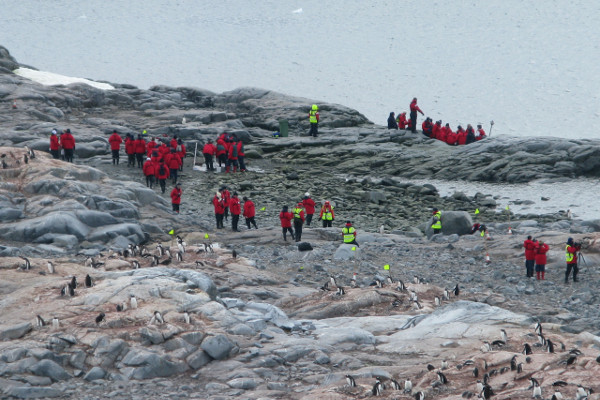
[322,206,333,220]
[431,211,442,229]
[309,110,318,124]
[342,226,355,243]
[565,244,574,263]
[293,207,303,220]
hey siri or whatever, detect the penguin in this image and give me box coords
[462,391,475,399]
[70,276,77,289]
[535,322,543,335]
[510,355,517,370]
[453,284,460,296]
[412,299,421,310]
[552,390,564,400]
[36,315,45,327]
[131,260,140,269]
[476,380,483,394]
[413,275,421,284]
[24,153,28,164]
[481,384,493,400]
[525,356,532,364]
[95,312,105,324]
[116,304,124,312]
[426,364,435,371]
[350,272,358,288]
[345,374,356,387]
[195,260,205,267]
[153,310,164,324]
[372,378,383,396]
[320,281,330,291]
[176,235,186,247]
[434,296,441,306]
[499,366,509,374]
[232,249,237,259]
[491,339,505,347]
[156,244,164,256]
[462,359,475,366]
[60,285,67,297]
[441,360,448,370]
[130,295,138,309]
[530,377,540,388]
[159,257,172,265]
[576,386,590,400]
[538,333,546,346]
[404,378,412,394]
[437,371,448,384]
[414,391,425,400]
[51,317,59,329]
[176,251,183,262]
[329,275,337,288]
[596,355,600,363]
[481,341,492,352]
[547,339,555,353]
[122,248,130,258]
[533,385,542,399]
[47,261,55,274]
[484,360,489,370]
[375,278,384,288]
[523,343,532,355]
[386,275,394,285]
[26,146,35,159]
[134,244,141,255]
[165,248,172,258]
[85,274,93,288]
[151,255,160,266]
[68,283,75,297]
[565,354,577,365]
[569,348,582,355]
[20,256,31,270]
[392,299,402,308]
[472,367,479,378]
[500,329,508,342]
[140,246,150,257]
[396,279,406,291]
[379,225,384,234]
[389,378,401,390]
[336,286,346,296]
[517,363,523,373]
[443,288,450,300]
[183,312,190,324]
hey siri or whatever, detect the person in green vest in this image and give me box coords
[319,200,334,227]
[342,221,358,246]
[565,237,581,283]
[431,208,442,234]
[308,104,319,137]
[292,202,305,242]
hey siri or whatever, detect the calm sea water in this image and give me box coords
[3,0,600,139]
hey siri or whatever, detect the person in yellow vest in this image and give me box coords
[319,200,335,227]
[565,237,581,283]
[292,202,305,242]
[431,208,442,234]
[309,104,320,137]
[342,221,358,246]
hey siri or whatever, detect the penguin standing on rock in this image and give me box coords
[523,343,532,355]
[51,317,59,329]
[437,371,448,384]
[404,378,412,394]
[36,315,45,327]
[85,274,93,288]
[453,284,460,296]
[95,312,105,324]
[130,295,138,309]
[20,257,31,270]
[47,261,55,274]
[345,374,356,387]
[372,378,383,396]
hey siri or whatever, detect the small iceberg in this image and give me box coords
[13,67,114,90]
[292,8,303,13]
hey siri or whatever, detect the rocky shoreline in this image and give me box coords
[1,46,600,399]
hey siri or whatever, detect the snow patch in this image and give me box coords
[13,67,114,90]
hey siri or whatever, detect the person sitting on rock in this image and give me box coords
[456,126,467,145]
[319,201,335,227]
[342,221,358,246]
[534,240,549,280]
[465,124,476,144]
[387,112,398,129]
[279,205,295,241]
[421,117,433,137]
[476,124,487,140]
[445,124,457,145]
[435,121,447,142]
[397,112,409,129]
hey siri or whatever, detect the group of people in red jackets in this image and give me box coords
[523,235,550,280]
[211,186,257,231]
[202,132,246,172]
[49,129,76,162]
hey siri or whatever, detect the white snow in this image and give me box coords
[13,67,114,91]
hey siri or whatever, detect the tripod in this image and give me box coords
[578,252,588,273]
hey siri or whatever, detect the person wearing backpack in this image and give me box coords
[125,134,136,167]
[154,160,170,194]
[216,134,227,168]
[170,183,182,213]
[134,134,146,168]
[165,148,181,184]
[292,202,305,242]
[202,139,216,172]
[226,137,239,173]
[243,197,258,229]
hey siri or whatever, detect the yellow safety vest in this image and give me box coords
[293,207,303,219]
[342,226,355,243]
[565,245,574,263]
[431,211,442,229]
[309,110,318,124]
[322,206,333,220]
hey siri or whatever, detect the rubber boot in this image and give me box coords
[226,166,230,173]
[541,272,545,280]
[536,272,540,280]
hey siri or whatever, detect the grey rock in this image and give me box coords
[4,386,63,399]
[1,347,28,362]
[227,378,259,390]
[139,326,165,345]
[425,210,473,238]
[186,349,212,370]
[200,334,235,360]
[120,348,187,379]
[0,322,32,341]
[28,359,71,381]
[83,366,107,381]
[333,243,361,260]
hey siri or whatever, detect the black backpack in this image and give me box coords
[159,164,166,176]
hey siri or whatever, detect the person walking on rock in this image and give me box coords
[61,129,76,163]
[170,183,182,213]
[342,221,358,246]
[292,202,305,242]
[387,112,398,129]
[279,206,295,241]
[236,137,247,172]
[220,187,231,222]
[229,192,241,232]
[216,134,227,168]
[49,129,61,159]
[534,240,549,280]
[125,134,136,167]
[143,157,156,189]
[309,104,319,137]
[431,208,442,234]
[108,129,123,165]
[302,192,316,226]
[212,191,225,229]
[155,160,170,194]
[243,196,258,229]
[134,134,146,168]
[523,235,537,278]
[409,98,424,133]
[177,139,186,171]
[202,139,216,172]
[319,200,335,227]
[565,237,581,283]
[165,148,181,184]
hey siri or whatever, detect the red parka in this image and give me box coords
[203,143,216,155]
[212,195,225,214]
[410,99,423,114]
[243,200,256,218]
[523,239,537,261]
[134,138,146,154]
[280,211,293,228]
[143,159,156,177]
[170,187,182,205]
[229,196,241,215]
[147,140,157,153]
[397,113,408,129]
[302,198,316,215]
[534,243,549,265]
[477,128,486,140]
[125,137,136,155]
[164,152,181,170]
[109,132,122,151]
[457,128,467,145]
[154,162,170,180]
[50,134,60,151]
[61,132,75,150]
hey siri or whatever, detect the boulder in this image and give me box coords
[200,334,235,360]
[4,387,63,399]
[333,243,361,260]
[0,322,32,341]
[120,348,187,379]
[28,359,71,381]
[425,210,473,238]
[186,349,212,370]
[83,366,106,381]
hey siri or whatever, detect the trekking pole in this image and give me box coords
[489,120,494,137]
[193,142,198,170]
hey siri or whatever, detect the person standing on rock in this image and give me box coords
[236,137,246,172]
[534,240,549,280]
[61,129,76,163]
[216,134,227,168]
[387,112,398,129]
[49,129,61,159]
[125,134,136,167]
[342,221,358,246]
[212,191,225,229]
[170,183,182,213]
[279,206,295,241]
[431,208,442,234]
[229,192,241,232]
[243,196,258,229]
[143,157,156,188]
[523,236,537,278]
[226,137,239,173]
[165,148,182,184]
[134,134,146,168]
[565,237,581,283]
[319,200,335,227]
[155,159,170,194]
[409,98,424,133]
[220,186,231,222]
[292,202,305,242]
[302,192,316,226]
[202,139,216,172]
[309,104,319,137]
[177,139,186,171]
[108,130,122,165]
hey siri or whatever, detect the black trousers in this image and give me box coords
[112,150,120,163]
[294,221,303,242]
[433,228,441,234]
[231,214,240,231]
[127,154,135,166]
[216,213,224,229]
[322,219,332,228]
[238,156,246,171]
[218,154,227,167]
[526,259,535,277]
[282,227,294,241]
[565,263,579,282]
[50,149,60,159]
[306,214,313,226]
[136,153,144,168]
[145,175,155,188]
[309,123,318,137]
[159,179,166,193]
[172,203,179,213]
[246,217,257,229]
[170,168,178,183]
[64,148,74,162]
[410,111,417,133]
[203,153,214,171]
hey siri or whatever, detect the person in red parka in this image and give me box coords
[445,124,457,145]
[146,137,157,155]
[421,118,433,137]
[134,134,146,168]
[302,192,316,226]
[164,148,181,184]
[229,192,241,232]
[242,196,258,229]
[170,135,178,150]
[476,124,487,140]
[226,138,239,173]
[409,98,424,133]
[61,129,76,163]
[435,122,447,143]
[143,157,156,188]
[125,134,136,167]
[170,183,182,213]
[397,112,409,130]
[523,235,537,278]
[49,129,61,159]
[212,191,225,229]
[534,241,549,280]
[154,160,170,194]
[108,130,123,165]
[216,135,227,167]
[279,205,295,241]
[157,142,170,161]
[236,138,246,172]
[202,139,216,172]
[176,139,186,171]
[220,186,231,221]
[456,126,467,145]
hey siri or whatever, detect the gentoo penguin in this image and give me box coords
[530,377,540,388]
[24,153,28,164]
[36,315,45,327]
[523,343,532,355]
[517,363,523,373]
[375,278,384,288]
[336,286,346,296]
[426,364,435,371]
[47,261,55,274]
[389,378,401,390]
[396,279,406,291]
[414,391,425,400]
[437,371,448,384]
[476,380,484,393]
[51,317,59,329]
[434,296,441,306]
[443,288,450,300]
[195,260,205,267]
[532,385,542,399]
[130,295,138,309]
[538,333,546,346]
[95,312,105,324]
[372,378,383,396]
[329,276,337,288]
[453,284,460,296]
[404,378,412,393]
[60,285,67,297]
[547,339,555,353]
[510,355,517,371]
[140,246,150,256]
[85,274,93,288]
[151,255,160,266]
[116,304,124,312]
[70,276,77,289]
[386,275,394,285]
[68,283,75,297]
[481,341,492,352]
[552,390,564,400]
[576,386,590,400]
[481,385,493,400]
[596,355,600,363]
[569,348,583,355]
[345,374,356,387]
[175,251,183,262]
[164,248,172,258]
[183,312,190,324]
[134,244,141,255]
[379,225,384,234]
[392,299,402,308]
[20,257,31,270]
[153,310,164,324]
[462,391,475,399]
[441,360,448,370]
[535,322,543,335]
[156,244,164,256]
[499,366,509,374]
[472,367,479,377]
[500,329,508,342]
[131,260,140,269]
[413,275,421,284]
[320,281,330,291]
[350,272,357,288]
[525,356,532,364]
[412,299,421,310]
